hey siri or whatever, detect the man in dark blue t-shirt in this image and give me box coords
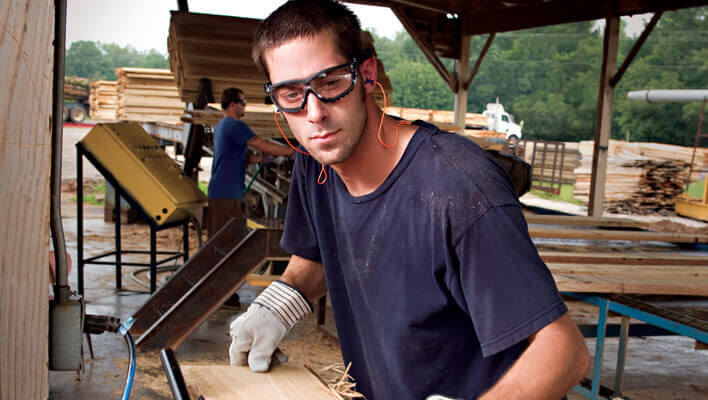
[207,88,293,238]
[229,1,590,399]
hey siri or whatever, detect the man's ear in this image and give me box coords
[360,56,378,95]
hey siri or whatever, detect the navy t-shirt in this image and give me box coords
[208,116,255,199]
[281,121,567,400]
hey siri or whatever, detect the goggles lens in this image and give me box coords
[267,62,357,112]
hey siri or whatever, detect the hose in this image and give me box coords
[243,162,265,196]
[119,318,137,400]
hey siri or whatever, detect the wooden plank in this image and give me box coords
[553,270,708,296]
[181,365,337,400]
[529,227,708,243]
[539,251,708,266]
[524,214,649,229]
[0,0,53,398]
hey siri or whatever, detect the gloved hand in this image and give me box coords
[229,281,312,372]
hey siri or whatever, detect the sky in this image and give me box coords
[66,0,651,54]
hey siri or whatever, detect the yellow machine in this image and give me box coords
[675,188,708,221]
[79,122,207,225]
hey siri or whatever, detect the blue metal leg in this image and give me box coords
[614,316,629,396]
[591,299,609,400]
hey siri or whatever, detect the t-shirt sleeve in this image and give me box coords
[228,119,256,146]
[280,154,322,262]
[450,204,567,358]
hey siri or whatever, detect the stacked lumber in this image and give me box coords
[385,106,487,132]
[167,11,392,106]
[64,76,89,101]
[182,104,294,139]
[89,80,118,121]
[115,67,185,125]
[574,140,707,214]
[604,160,690,215]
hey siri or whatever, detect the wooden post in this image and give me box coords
[588,17,619,217]
[454,35,471,128]
[0,1,54,398]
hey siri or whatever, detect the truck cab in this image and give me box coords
[482,102,523,140]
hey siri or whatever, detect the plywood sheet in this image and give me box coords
[181,365,337,400]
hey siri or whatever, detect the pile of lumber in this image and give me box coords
[115,67,184,125]
[182,104,294,139]
[89,80,118,121]
[604,160,690,215]
[64,76,89,101]
[574,140,708,214]
[168,11,392,106]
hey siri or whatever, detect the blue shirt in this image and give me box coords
[208,116,255,199]
[281,121,567,400]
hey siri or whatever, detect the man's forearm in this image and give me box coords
[479,314,590,400]
[280,254,327,302]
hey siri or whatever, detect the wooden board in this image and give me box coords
[181,365,337,400]
[0,0,53,398]
[524,214,648,229]
[550,263,708,295]
[529,227,708,244]
[539,251,708,266]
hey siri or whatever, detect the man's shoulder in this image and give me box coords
[414,124,518,207]
[218,116,249,130]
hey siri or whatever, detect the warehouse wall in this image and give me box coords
[0,1,54,398]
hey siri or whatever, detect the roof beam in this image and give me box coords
[391,5,457,91]
[461,0,705,36]
[463,33,495,90]
[610,11,662,88]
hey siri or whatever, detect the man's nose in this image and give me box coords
[305,92,328,124]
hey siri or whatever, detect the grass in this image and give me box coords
[686,178,705,199]
[529,183,585,206]
[71,182,105,206]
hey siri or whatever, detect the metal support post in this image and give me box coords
[151,228,157,293]
[183,220,189,263]
[591,299,609,400]
[115,188,122,290]
[77,147,84,296]
[614,316,630,397]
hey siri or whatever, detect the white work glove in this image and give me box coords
[229,281,312,372]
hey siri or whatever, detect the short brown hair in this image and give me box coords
[252,0,363,78]
[221,87,244,110]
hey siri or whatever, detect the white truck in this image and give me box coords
[472,100,523,140]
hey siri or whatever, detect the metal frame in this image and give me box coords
[76,143,190,296]
[564,292,708,400]
[525,139,565,195]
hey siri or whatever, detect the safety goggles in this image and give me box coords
[264,58,363,113]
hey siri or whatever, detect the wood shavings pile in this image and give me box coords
[309,363,367,400]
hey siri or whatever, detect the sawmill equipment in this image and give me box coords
[76,122,207,295]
